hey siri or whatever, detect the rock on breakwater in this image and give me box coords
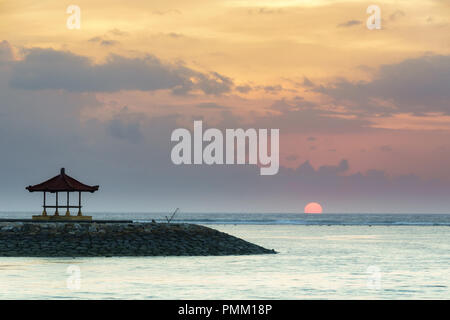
[0,221,276,257]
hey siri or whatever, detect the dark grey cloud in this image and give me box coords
[315,55,450,115]
[107,108,144,143]
[89,37,119,47]
[88,36,103,43]
[389,10,405,21]
[235,85,252,93]
[100,40,118,47]
[248,8,284,15]
[195,72,234,96]
[9,48,233,95]
[0,40,13,63]
[89,29,128,46]
[262,85,283,94]
[338,20,362,28]
[195,102,229,109]
[317,159,349,175]
[302,77,314,87]
[107,28,129,37]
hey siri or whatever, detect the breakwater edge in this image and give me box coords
[0,221,276,257]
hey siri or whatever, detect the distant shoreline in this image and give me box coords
[0,213,449,226]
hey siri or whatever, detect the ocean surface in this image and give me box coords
[0,212,448,299]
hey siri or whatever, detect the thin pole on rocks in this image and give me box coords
[165,208,179,224]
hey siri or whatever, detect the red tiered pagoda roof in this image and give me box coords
[26,168,99,193]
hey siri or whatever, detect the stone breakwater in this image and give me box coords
[0,221,276,257]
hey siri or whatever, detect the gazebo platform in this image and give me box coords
[32,215,92,221]
[0,218,133,223]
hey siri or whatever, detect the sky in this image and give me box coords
[0,0,449,213]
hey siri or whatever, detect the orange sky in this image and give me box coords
[1,0,450,180]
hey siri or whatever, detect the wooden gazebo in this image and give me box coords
[26,168,99,221]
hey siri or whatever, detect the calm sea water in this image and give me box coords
[0,213,449,299]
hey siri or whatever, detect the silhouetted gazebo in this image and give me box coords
[26,168,99,221]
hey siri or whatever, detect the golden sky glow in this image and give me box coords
[3,0,449,79]
[2,0,450,180]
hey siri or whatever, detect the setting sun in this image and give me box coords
[304,202,323,214]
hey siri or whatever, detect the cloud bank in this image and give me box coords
[9,48,234,95]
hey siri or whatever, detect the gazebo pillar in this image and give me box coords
[42,191,47,216]
[55,192,59,216]
[66,191,70,216]
[78,191,82,216]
